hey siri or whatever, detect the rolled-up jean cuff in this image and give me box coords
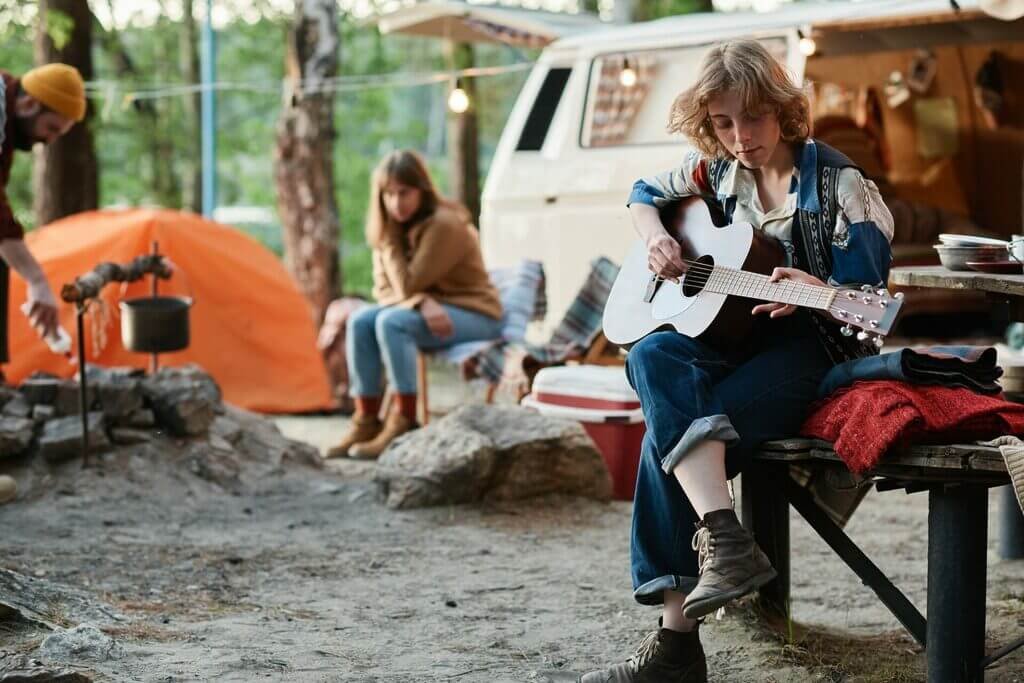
[633,575,699,605]
[660,414,740,474]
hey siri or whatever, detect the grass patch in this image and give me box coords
[734,598,924,682]
[102,622,180,643]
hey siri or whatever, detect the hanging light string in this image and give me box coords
[80,62,533,106]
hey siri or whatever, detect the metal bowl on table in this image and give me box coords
[933,244,1008,271]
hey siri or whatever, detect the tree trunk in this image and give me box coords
[180,0,202,214]
[32,0,98,225]
[446,41,480,227]
[273,0,341,325]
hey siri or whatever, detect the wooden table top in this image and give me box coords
[890,265,1024,298]
[757,438,1008,481]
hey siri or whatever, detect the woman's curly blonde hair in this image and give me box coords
[667,39,811,158]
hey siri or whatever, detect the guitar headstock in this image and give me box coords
[827,285,904,348]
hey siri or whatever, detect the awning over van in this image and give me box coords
[810,7,1024,56]
[372,1,601,48]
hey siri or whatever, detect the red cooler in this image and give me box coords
[521,365,645,500]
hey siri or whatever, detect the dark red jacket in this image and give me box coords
[0,71,25,240]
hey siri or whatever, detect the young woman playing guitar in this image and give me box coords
[581,39,894,683]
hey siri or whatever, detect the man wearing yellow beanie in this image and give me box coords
[0,63,85,506]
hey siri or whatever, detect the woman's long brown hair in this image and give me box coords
[365,149,469,248]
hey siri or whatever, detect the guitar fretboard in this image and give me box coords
[701,266,837,309]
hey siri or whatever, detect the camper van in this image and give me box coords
[479,0,1024,330]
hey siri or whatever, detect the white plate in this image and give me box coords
[938,233,1008,247]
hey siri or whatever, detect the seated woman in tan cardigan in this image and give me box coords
[328,150,503,459]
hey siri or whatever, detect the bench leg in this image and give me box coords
[998,485,1024,560]
[740,465,790,616]
[928,484,988,683]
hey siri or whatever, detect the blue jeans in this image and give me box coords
[625,313,833,605]
[347,304,503,396]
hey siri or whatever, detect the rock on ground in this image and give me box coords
[39,624,123,663]
[141,365,222,436]
[375,404,612,509]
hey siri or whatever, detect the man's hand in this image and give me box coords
[646,231,686,283]
[0,239,59,338]
[751,267,828,319]
[26,280,59,338]
[419,296,454,339]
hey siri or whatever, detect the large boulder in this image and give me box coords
[375,404,612,509]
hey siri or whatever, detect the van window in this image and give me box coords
[581,38,788,148]
[516,67,572,151]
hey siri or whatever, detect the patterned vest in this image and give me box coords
[706,141,878,365]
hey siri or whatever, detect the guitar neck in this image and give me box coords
[702,266,837,310]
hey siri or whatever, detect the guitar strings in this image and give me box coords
[654,258,833,306]
[651,260,883,330]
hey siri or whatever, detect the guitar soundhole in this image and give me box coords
[681,255,714,298]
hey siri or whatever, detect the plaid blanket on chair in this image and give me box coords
[436,259,547,381]
[445,256,620,387]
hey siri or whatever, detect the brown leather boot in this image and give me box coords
[324,415,382,459]
[578,625,707,682]
[682,508,776,619]
[347,411,418,460]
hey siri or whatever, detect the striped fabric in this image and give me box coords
[463,18,550,49]
[451,256,619,385]
[436,259,547,374]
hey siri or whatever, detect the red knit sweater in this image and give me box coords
[800,381,1024,473]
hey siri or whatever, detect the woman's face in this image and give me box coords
[706,90,782,169]
[381,178,423,224]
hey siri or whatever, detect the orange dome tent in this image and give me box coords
[5,209,334,413]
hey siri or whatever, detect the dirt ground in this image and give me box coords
[3,367,1024,682]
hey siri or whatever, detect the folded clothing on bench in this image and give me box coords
[801,380,1024,473]
[817,346,1002,399]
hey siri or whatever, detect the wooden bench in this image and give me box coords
[745,438,1021,683]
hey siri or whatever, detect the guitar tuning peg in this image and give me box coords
[861,284,873,292]
[873,336,885,348]
[876,289,887,297]
[856,330,869,341]
[840,324,854,337]
[893,292,905,300]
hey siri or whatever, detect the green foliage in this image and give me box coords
[43,7,73,50]
[1,17,36,232]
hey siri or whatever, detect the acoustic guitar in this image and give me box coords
[602,196,902,349]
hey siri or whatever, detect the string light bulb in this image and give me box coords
[448,79,469,114]
[797,28,817,57]
[619,58,637,88]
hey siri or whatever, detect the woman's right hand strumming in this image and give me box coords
[631,202,686,283]
[646,231,686,283]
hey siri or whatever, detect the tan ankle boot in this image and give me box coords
[325,415,383,459]
[348,412,418,460]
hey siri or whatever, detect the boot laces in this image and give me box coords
[692,523,713,574]
[627,630,661,671]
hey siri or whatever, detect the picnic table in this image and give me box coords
[746,438,1018,683]
[891,264,1024,560]
[740,264,1024,681]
